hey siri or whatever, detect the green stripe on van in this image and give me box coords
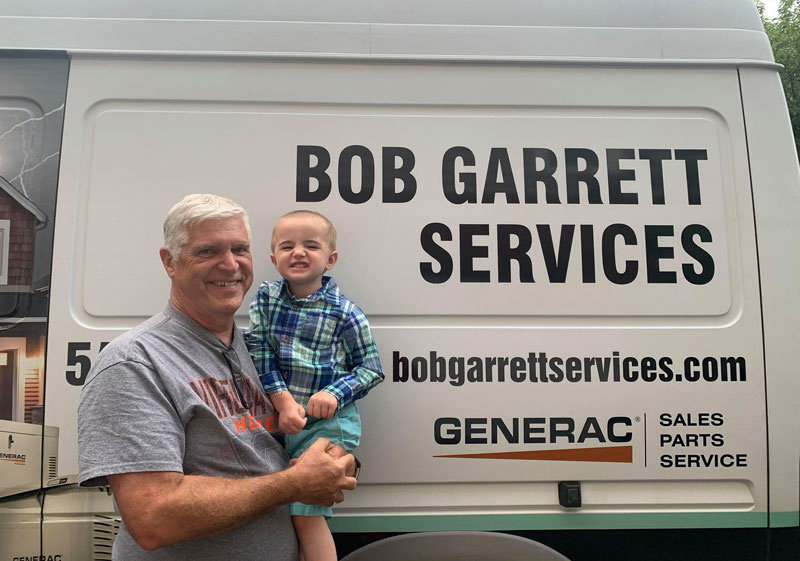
[770,511,800,527]
[329,512,769,533]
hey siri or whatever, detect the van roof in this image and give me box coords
[0,0,775,66]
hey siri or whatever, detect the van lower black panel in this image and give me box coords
[335,527,798,560]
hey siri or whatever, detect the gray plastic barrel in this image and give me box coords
[339,531,571,561]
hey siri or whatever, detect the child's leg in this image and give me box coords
[287,408,358,560]
[292,515,336,561]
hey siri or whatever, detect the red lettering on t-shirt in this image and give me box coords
[233,416,247,434]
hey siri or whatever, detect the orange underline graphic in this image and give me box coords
[434,445,633,463]
[0,458,25,464]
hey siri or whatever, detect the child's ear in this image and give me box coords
[270,253,277,267]
[326,250,339,270]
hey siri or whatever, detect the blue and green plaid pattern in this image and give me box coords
[245,276,383,409]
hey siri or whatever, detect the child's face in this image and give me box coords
[270,216,338,293]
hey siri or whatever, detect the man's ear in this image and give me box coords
[160,247,176,278]
[326,250,339,271]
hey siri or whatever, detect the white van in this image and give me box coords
[0,0,798,559]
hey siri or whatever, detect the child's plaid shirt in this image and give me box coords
[245,276,383,409]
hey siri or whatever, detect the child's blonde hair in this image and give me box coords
[271,210,337,251]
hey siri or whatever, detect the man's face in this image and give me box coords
[161,216,253,329]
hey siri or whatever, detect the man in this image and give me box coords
[78,194,356,559]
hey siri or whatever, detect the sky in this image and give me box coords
[761,0,779,19]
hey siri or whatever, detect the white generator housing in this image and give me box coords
[0,420,58,498]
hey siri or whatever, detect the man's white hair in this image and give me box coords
[163,194,251,260]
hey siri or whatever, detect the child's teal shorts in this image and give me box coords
[284,403,361,518]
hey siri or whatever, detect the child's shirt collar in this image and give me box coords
[274,275,341,306]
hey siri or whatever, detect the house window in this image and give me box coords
[0,219,10,285]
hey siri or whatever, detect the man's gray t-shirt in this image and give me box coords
[78,304,298,560]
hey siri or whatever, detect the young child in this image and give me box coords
[246,210,384,561]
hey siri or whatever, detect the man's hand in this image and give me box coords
[306,391,338,419]
[289,437,357,506]
[324,442,348,460]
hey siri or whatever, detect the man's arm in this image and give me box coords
[109,438,355,551]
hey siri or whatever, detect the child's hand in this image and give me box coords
[278,403,307,434]
[306,391,338,419]
[270,391,307,434]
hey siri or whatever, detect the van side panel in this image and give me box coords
[739,67,800,528]
[44,57,769,531]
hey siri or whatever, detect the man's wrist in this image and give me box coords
[268,465,302,506]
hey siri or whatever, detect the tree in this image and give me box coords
[757,0,800,160]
